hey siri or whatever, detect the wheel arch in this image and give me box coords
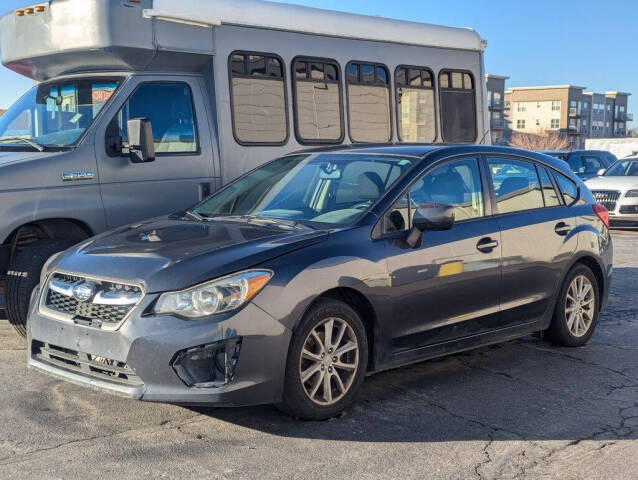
[1,218,94,274]
[304,287,378,372]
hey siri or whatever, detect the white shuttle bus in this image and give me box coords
[0,0,487,334]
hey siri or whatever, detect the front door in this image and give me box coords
[382,156,502,354]
[95,76,215,228]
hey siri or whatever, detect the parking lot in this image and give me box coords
[0,231,635,479]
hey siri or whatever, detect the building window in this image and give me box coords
[229,52,288,145]
[537,102,541,109]
[116,82,198,154]
[438,70,477,143]
[292,57,343,144]
[517,119,525,129]
[517,102,526,112]
[551,118,560,129]
[395,66,436,142]
[536,119,540,126]
[346,62,392,143]
[551,100,561,111]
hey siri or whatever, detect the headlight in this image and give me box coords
[153,270,273,319]
[625,190,638,198]
[40,251,63,286]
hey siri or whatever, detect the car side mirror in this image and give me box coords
[597,168,606,176]
[127,118,155,163]
[406,203,455,248]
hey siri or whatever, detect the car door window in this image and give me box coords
[537,166,561,207]
[383,157,484,233]
[116,82,198,154]
[487,157,544,214]
[581,156,603,175]
[566,155,583,174]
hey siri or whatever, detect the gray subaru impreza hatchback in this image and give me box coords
[26,145,612,420]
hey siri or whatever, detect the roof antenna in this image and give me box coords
[479,128,490,145]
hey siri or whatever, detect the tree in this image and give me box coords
[508,131,571,150]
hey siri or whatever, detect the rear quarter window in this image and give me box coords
[552,172,579,206]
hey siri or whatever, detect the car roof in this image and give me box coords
[295,144,573,174]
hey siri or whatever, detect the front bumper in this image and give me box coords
[27,290,292,407]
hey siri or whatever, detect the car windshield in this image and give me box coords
[603,159,638,176]
[193,153,415,226]
[0,76,123,150]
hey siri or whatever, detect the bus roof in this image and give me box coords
[144,0,485,52]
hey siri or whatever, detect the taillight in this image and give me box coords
[593,203,609,228]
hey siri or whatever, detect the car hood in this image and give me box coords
[585,176,638,191]
[53,216,330,293]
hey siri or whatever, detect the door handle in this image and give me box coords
[476,237,499,253]
[554,222,571,236]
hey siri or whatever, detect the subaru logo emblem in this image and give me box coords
[72,282,95,303]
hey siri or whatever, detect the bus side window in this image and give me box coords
[439,70,477,143]
[346,61,392,143]
[292,57,344,144]
[229,52,288,145]
[395,66,436,143]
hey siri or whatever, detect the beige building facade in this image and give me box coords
[503,84,631,149]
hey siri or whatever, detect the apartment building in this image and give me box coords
[503,85,632,149]
[485,74,508,144]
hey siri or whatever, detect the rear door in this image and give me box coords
[486,155,578,327]
[95,76,215,228]
[382,155,502,353]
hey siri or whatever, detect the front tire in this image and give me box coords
[277,299,368,420]
[6,239,74,338]
[545,264,599,347]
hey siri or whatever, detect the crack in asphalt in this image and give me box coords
[0,414,204,467]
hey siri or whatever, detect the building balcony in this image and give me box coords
[614,130,627,137]
[490,120,505,129]
[489,101,505,110]
[614,113,633,122]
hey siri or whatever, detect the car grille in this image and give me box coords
[591,190,621,212]
[41,272,143,330]
[32,340,144,387]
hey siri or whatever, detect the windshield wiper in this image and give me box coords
[0,137,45,152]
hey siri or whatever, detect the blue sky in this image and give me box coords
[1,0,636,126]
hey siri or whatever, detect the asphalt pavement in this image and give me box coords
[0,231,637,479]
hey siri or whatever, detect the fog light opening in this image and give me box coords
[171,338,242,388]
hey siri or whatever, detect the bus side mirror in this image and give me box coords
[127,118,155,163]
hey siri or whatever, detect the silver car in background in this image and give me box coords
[585,157,638,227]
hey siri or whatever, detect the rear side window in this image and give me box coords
[292,57,343,144]
[439,70,477,143]
[487,157,544,214]
[229,52,288,145]
[117,82,198,154]
[395,66,436,142]
[346,62,392,143]
[553,172,579,206]
[537,166,561,207]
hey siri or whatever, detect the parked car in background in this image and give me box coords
[586,157,638,227]
[27,145,612,420]
[0,0,489,337]
[540,150,617,181]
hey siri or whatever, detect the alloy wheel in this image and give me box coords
[565,274,596,337]
[299,317,359,406]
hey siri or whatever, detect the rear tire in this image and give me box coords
[6,239,74,338]
[545,264,599,347]
[277,299,368,420]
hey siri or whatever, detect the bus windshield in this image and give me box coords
[0,77,123,150]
